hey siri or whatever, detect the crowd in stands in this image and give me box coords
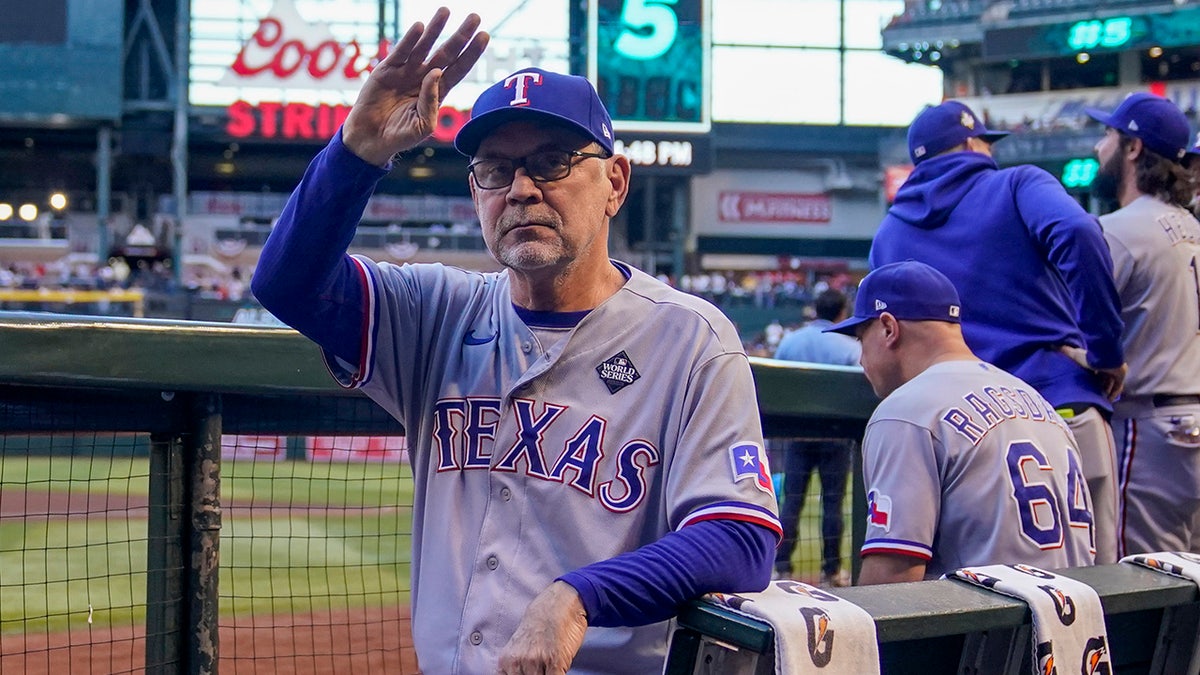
[0,260,133,291]
[0,258,250,302]
[651,270,861,357]
[659,269,856,312]
[0,256,857,347]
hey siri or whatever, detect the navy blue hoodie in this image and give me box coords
[869,151,1124,411]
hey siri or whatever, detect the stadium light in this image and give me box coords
[49,192,67,210]
[18,204,37,221]
[0,203,11,220]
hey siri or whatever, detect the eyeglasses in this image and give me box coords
[468,149,610,190]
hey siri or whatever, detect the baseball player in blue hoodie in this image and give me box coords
[250,9,780,674]
[870,101,1127,563]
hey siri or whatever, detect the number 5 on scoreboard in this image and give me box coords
[613,0,680,60]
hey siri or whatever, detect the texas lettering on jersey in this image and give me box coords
[431,396,660,512]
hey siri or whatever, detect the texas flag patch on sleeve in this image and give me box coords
[729,442,774,495]
[867,490,892,532]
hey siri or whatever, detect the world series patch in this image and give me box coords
[596,350,640,394]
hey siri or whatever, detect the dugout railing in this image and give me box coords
[664,563,1200,674]
[13,312,1193,674]
[0,312,876,674]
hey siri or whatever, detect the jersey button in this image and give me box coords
[470,631,483,646]
[487,555,499,570]
[501,487,512,501]
[521,341,533,353]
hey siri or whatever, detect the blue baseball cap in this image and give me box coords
[825,260,962,336]
[1085,92,1191,164]
[907,100,1009,165]
[454,67,614,157]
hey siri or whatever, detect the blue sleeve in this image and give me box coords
[557,520,775,627]
[249,129,390,364]
[1012,168,1125,369]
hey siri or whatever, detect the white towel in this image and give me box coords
[1120,550,1200,584]
[706,579,880,675]
[949,564,1112,675]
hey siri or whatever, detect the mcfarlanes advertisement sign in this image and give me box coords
[191,0,571,141]
[717,191,832,224]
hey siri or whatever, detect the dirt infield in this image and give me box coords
[1,605,419,674]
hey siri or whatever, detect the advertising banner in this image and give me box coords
[191,0,571,140]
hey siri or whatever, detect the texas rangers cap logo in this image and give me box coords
[504,71,543,107]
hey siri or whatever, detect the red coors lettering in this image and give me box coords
[230,17,389,82]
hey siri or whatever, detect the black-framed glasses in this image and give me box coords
[468,149,610,190]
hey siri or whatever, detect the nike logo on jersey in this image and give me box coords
[464,329,498,345]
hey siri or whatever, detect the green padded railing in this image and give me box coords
[0,311,878,674]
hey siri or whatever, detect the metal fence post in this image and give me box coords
[146,428,187,673]
[851,447,865,584]
[187,393,222,675]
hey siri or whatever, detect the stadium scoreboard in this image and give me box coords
[588,0,710,133]
[983,8,1200,60]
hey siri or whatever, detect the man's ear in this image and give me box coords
[606,154,632,217]
[879,312,901,346]
[1125,135,1145,162]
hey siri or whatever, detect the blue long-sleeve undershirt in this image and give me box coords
[250,129,380,363]
[251,129,778,628]
[561,519,776,626]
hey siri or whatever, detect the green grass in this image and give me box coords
[776,473,855,582]
[0,447,151,498]
[0,517,148,634]
[1,452,848,637]
[1,454,415,635]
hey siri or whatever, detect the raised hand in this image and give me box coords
[342,7,489,166]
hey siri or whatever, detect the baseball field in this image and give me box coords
[0,451,418,673]
[1,448,842,673]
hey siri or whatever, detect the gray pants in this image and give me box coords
[1112,397,1200,557]
[1065,407,1119,564]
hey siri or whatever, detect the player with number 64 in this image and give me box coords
[825,261,1096,584]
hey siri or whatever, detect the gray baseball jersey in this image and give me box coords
[324,258,782,674]
[861,360,1096,578]
[1101,195,1200,554]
